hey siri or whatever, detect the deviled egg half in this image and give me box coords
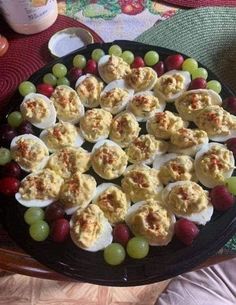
[121,164,163,203]
[92,183,131,225]
[20,93,56,129]
[91,140,128,180]
[127,91,166,122]
[98,54,131,83]
[75,73,104,108]
[126,134,168,165]
[125,199,176,246]
[125,67,157,92]
[154,70,191,102]
[59,171,96,215]
[109,111,141,148]
[50,85,84,124]
[80,108,112,143]
[168,127,208,156]
[100,79,134,114]
[40,121,84,152]
[70,204,113,252]
[194,143,235,188]
[194,105,236,142]
[153,153,197,185]
[15,168,63,208]
[11,134,49,172]
[162,181,213,225]
[46,147,90,179]
[175,89,222,121]
[146,110,188,140]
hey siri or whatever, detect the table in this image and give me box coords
[0,0,236,282]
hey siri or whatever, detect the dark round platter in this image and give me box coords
[1,40,236,286]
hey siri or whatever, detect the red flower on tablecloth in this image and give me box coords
[161,9,177,19]
[118,0,145,15]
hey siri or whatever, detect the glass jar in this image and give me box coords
[0,0,58,35]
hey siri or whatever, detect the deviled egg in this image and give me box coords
[40,121,84,152]
[20,93,56,129]
[92,183,130,225]
[98,55,131,83]
[194,105,236,142]
[125,199,176,246]
[125,67,157,92]
[50,85,84,124]
[162,181,213,225]
[126,134,168,164]
[15,168,63,207]
[59,172,97,215]
[127,91,166,122]
[194,143,235,188]
[100,79,134,114]
[153,153,197,185]
[109,111,141,148]
[121,164,163,203]
[80,108,112,143]
[168,128,208,156]
[11,134,49,172]
[46,147,90,179]
[154,70,191,102]
[175,89,222,121]
[146,110,188,140]
[70,204,113,252]
[75,74,104,108]
[91,140,128,180]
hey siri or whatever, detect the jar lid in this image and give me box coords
[48,27,94,58]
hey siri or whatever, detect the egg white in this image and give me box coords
[20,93,57,129]
[92,139,121,154]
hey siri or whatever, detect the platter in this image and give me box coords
[1,40,236,286]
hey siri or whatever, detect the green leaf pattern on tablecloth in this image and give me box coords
[224,235,236,251]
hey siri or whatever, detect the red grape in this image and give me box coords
[68,67,83,83]
[112,223,131,246]
[17,121,34,135]
[0,177,20,196]
[0,124,17,147]
[174,219,199,246]
[51,218,70,243]
[210,185,235,211]
[189,77,207,90]
[225,138,236,157]
[131,56,145,69]
[36,83,54,97]
[83,59,97,75]
[45,202,65,223]
[1,161,21,178]
[222,97,236,115]
[165,54,184,71]
[153,61,165,77]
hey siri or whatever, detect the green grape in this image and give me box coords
[73,54,87,69]
[182,58,198,74]
[144,51,159,66]
[7,111,23,128]
[43,73,57,86]
[18,81,36,97]
[91,48,105,62]
[207,80,222,94]
[121,50,134,64]
[29,220,50,241]
[126,237,149,259]
[56,77,70,86]
[104,243,126,265]
[192,68,208,80]
[52,63,67,78]
[108,44,122,57]
[0,148,11,165]
[24,207,45,225]
[225,177,236,195]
